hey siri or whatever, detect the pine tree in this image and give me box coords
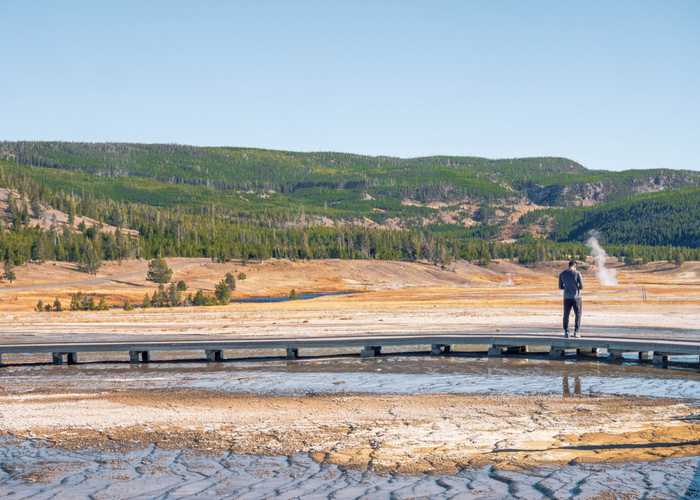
[3,258,16,283]
[31,197,43,218]
[67,200,76,226]
[167,283,180,306]
[78,241,101,274]
[146,258,173,283]
[152,284,167,307]
[224,272,236,291]
[30,239,46,262]
[215,280,231,305]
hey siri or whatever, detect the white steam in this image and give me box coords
[586,234,618,286]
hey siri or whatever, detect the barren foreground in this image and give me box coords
[1,389,699,474]
[1,258,699,482]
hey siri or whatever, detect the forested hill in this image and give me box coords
[2,141,699,208]
[0,141,699,270]
[520,188,700,248]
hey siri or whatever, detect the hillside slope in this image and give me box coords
[520,189,700,247]
[3,142,698,210]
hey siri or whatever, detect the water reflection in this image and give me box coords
[562,369,582,397]
[3,356,700,401]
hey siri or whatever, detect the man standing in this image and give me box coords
[559,260,583,337]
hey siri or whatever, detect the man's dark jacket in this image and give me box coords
[558,269,583,299]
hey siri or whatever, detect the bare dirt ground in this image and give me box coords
[1,390,698,474]
[0,258,699,342]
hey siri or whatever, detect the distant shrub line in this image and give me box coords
[35,262,251,312]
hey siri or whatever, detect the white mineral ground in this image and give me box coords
[1,390,699,474]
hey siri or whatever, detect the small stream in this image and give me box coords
[4,355,700,401]
[236,291,355,303]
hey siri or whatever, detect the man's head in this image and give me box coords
[568,259,577,270]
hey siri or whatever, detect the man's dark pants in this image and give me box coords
[563,298,582,332]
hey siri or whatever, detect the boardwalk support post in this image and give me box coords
[639,351,653,362]
[129,351,150,363]
[52,352,63,365]
[286,347,299,360]
[549,347,566,358]
[608,350,626,361]
[653,353,670,368]
[66,353,78,365]
[488,345,505,357]
[431,344,451,355]
[506,345,528,354]
[361,346,381,358]
[205,350,224,362]
[577,348,601,358]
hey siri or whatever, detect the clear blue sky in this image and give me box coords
[1,1,698,171]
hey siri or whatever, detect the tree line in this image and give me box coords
[2,159,700,277]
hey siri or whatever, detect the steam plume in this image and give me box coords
[586,233,618,286]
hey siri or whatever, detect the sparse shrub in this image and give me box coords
[151,284,168,307]
[123,300,134,311]
[70,293,81,311]
[35,300,44,312]
[288,289,298,300]
[192,289,209,306]
[142,293,152,308]
[69,292,100,311]
[176,280,187,291]
[225,272,236,291]
[675,253,685,267]
[168,283,181,306]
[215,280,231,304]
[97,297,109,310]
[237,272,247,281]
[53,298,62,312]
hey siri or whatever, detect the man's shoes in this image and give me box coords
[573,330,581,338]
[563,330,570,338]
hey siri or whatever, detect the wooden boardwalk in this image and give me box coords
[1,332,699,368]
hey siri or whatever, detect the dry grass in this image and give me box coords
[0,258,698,340]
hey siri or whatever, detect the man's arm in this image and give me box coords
[559,273,564,290]
[577,272,583,290]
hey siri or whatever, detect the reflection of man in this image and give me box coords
[558,260,583,338]
[562,373,582,397]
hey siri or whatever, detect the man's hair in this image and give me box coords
[568,259,577,267]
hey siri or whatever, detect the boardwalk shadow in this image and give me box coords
[684,459,700,499]
[494,440,700,453]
